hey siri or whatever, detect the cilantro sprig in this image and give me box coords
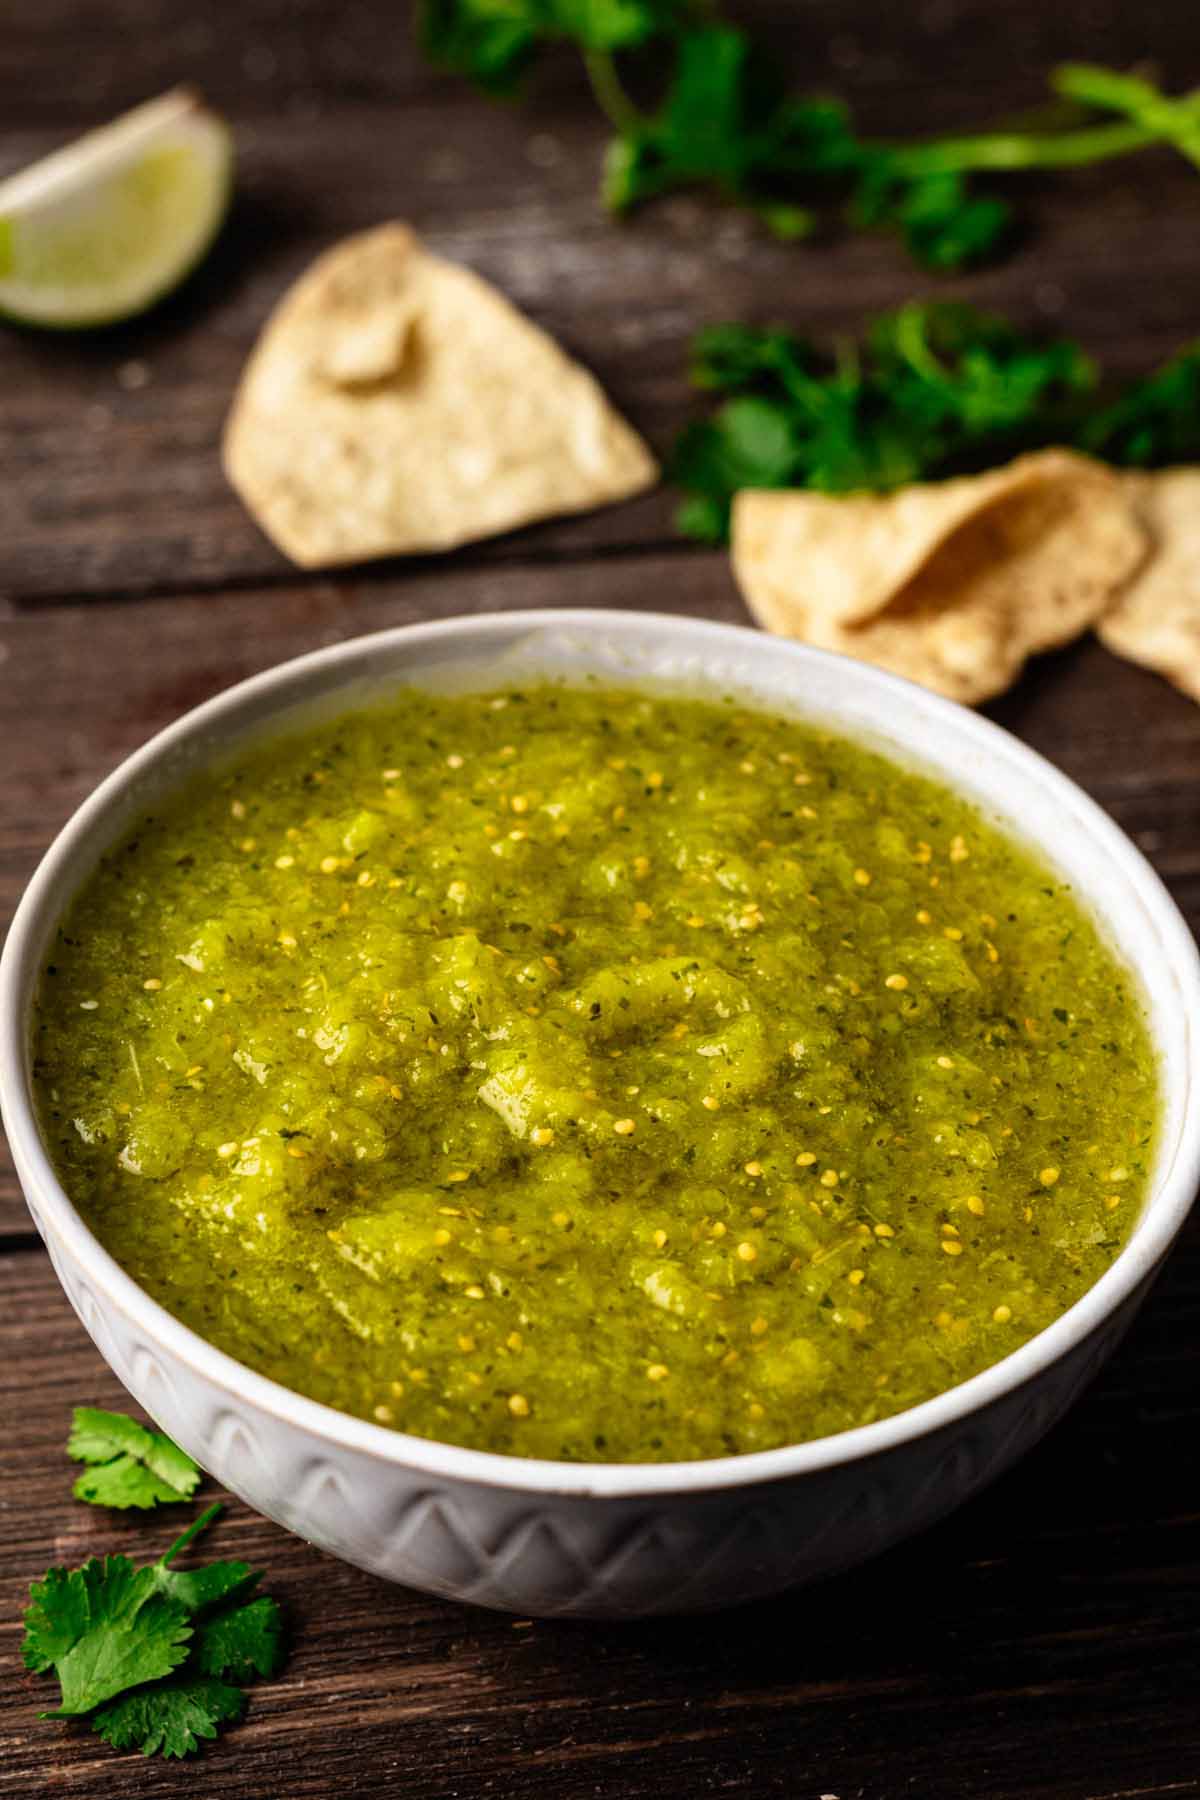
[68,1407,202,1510]
[419,5,1200,268]
[22,1502,284,1759]
[670,302,1200,540]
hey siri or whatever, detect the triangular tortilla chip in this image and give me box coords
[1099,469,1200,701]
[223,224,658,567]
[732,450,1147,705]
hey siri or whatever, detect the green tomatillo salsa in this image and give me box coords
[33,683,1157,1462]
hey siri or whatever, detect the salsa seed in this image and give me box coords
[736,1241,758,1262]
[744,1160,763,1177]
[884,974,908,991]
[992,1304,1013,1323]
[1039,1167,1061,1186]
[853,868,872,887]
[646,1363,669,1381]
[142,978,162,991]
[941,1240,964,1256]
[614,1118,636,1136]
[530,1126,554,1147]
[508,1394,530,1417]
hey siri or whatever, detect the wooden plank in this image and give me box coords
[5,0,1199,131]
[2,1231,1199,1798]
[3,7,1200,601]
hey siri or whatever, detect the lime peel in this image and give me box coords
[0,87,233,329]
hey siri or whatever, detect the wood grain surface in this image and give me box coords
[3,1,1200,1794]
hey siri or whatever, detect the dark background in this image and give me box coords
[2,4,1200,1795]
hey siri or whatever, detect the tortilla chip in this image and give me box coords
[223,224,657,567]
[732,450,1148,705]
[1098,470,1200,701]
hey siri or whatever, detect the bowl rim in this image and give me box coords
[4,606,1199,1501]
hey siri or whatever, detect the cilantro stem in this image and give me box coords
[884,118,1160,175]
[1052,64,1200,169]
[582,47,643,137]
[159,1501,223,1568]
[888,69,1200,178]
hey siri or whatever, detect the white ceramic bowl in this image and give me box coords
[4,610,1199,1619]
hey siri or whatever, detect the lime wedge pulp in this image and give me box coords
[0,87,233,329]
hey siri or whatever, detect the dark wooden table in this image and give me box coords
[4,5,1200,1795]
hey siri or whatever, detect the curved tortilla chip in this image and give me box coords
[732,450,1147,705]
[223,224,657,568]
[1098,470,1200,701]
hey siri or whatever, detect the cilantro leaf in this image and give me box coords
[24,1499,286,1760]
[23,1558,192,1716]
[672,301,1096,539]
[852,159,1013,270]
[1076,341,1200,466]
[92,1676,246,1759]
[194,1595,285,1682]
[604,27,859,234]
[68,1407,201,1510]
[152,1558,259,1615]
[419,0,690,94]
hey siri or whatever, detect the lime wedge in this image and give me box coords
[0,88,233,329]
